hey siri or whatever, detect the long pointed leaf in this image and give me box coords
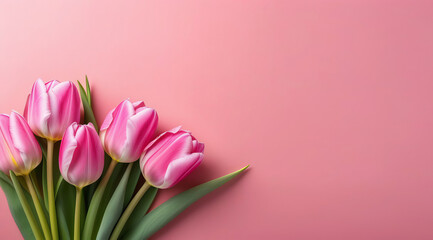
[55,177,63,197]
[122,165,249,239]
[36,138,49,210]
[123,161,141,207]
[0,173,36,240]
[83,162,128,240]
[77,80,98,132]
[96,164,133,240]
[85,75,92,107]
[119,186,157,238]
[56,180,76,240]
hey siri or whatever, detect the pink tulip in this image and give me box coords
[59,123,104,188]
[100,100,158,163]
[24,79,81,141]
[0,112,42,176]
[140,126,204,189]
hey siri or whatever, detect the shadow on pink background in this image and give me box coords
[1,1,433,239]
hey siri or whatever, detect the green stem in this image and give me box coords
[10,171,44,240]
[24,174,52,240]
[47,140,58,240]
[82,159,117,239]
[74,187,82,240]
[110,181,151,240]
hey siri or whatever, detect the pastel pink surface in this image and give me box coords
[0,1,433,240]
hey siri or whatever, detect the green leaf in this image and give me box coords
[42,157,48,209]
[83,162,128,240]
[0,171,11,186]
[0,172,36,240]
[55,177,64,197]
[52,142,61,184]
[123,161,141,207]
[122,165,249,239]
[96,163,133,240]
[119,187,157,238]
[95,163,127,234]
[56,180,76,240]
[10,172,44,239]
[36,138,49,210]
[85,75,92,107]
[77,79,98,132]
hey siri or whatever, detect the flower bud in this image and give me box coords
[140,126,204,189]
[0,112,42,175]
[59,123,104,188]
[24,79,81,141]
[100,100,158,163]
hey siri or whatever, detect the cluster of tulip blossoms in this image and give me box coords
[0,79,204,240]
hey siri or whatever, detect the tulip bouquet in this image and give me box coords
[0,77,248,240]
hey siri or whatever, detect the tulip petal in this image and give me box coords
[159,153,203,189]
[0,115,17,174]
[132,101,145,109]
[59,123,79,184]
[84,123,104,185]
[59,123,104,188]
[144,126,181,151]
[191,140,205,153]
[69,126,101,187]
[47,81,81,139]
[100,109,115,131]
[23,95,30,120]
[9,112,41,171]
[121,108,158,162]
[27,79,51,138]
[147,132,192,164]
[0,115,24,165]
[143,133,193,187]
[100,109,114,152]
[104,100,135,160]
[140,131,178,170]
[45,80,60,90]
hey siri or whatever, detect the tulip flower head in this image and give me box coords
[0,112,42,176]
[140,126,204,189]
[100,100,158,163]
[24,79,81,141]
[59,122,104,188]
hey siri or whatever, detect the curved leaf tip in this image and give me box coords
[240,165,250,171]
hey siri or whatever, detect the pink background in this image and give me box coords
[1,1,433,239]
